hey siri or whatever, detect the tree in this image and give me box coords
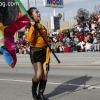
[90,12,97,18]
[57,13,62,20]
[93,4,100,14]
[74,8,90,21]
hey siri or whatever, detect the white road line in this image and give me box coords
[92,60,100,64]
[0,79,31,83]
[0,79,100,89]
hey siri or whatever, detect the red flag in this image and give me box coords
[0,0,30,68]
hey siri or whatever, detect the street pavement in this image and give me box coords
[0,52,100,100]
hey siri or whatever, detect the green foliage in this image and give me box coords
[62,28,72,34]
[57,13,62,20]
[74,8,90,21]
[62,29,67,34]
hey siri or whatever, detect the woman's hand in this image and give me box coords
[30,20,35,26]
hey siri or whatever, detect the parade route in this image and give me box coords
[0,52,100,100]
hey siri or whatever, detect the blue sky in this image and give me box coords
[20,0,100,21]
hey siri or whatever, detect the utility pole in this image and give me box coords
[34,0,36,7]
[54,8,56,16]
[63,12,65,21]
[28,0,30,9]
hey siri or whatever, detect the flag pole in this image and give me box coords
[14,0,61,63]
[34,24,61,63]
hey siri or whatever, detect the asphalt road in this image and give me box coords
[0,52,100,100]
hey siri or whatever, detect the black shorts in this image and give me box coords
[30,46,46,64]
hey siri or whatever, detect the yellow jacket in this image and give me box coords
[25,23,50,64]
[25,23,48,47]
[0,22,7,31]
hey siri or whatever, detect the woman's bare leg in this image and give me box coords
[42,62,49,80]
[32,62,43,82]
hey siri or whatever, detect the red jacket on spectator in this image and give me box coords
[78,34,84,42]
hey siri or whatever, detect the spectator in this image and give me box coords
[85,41,94,51]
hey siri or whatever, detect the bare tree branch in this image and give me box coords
[94,4,100,14]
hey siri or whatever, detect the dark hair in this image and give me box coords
[27,7,37,18]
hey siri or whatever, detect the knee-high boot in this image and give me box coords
[38,79,48,100]
[32,79,39,100]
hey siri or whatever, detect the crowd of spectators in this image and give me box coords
[15,38,30,54]
[14,13,100,54]
[48,13,100,53]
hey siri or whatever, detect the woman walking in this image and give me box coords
[24,7,50,100]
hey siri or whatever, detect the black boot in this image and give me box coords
[38,79,48,100]
[32,79,39,100]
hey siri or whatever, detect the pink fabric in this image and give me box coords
[4,15,30,68]
[0,38,4,44]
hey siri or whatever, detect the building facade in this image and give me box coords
[14,19,77,41]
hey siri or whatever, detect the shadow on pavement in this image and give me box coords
[45,75,92,98]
